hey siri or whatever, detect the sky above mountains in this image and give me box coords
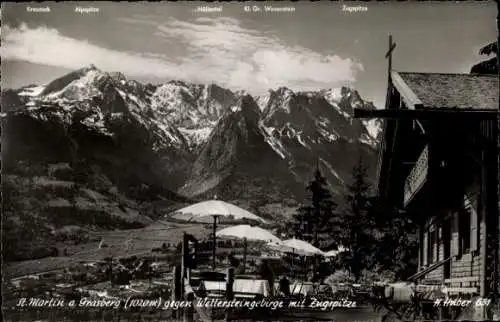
[1,1,497,108]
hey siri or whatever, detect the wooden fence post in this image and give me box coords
[183,291,194,322]
[225,267,234,322]
[183,267,194,322]
[172,266,181,319]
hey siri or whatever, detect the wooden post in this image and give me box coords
[172,266,181,319]
[385,35,396,80]
[243,238,247,273]
[212,216,217,270]
[182,233,187,294]
[108,257,114,287]
[384,35,396,110]
[225,267,234,322]
[226,267,235,300]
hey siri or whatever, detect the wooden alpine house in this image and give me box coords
[355,36,499,318]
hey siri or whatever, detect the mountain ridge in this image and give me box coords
[3,65,382,206]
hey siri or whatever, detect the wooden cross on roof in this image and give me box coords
[385,35,396,81]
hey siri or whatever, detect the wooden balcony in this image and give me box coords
[404,145,429,206]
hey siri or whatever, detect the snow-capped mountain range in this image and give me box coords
[2,65,381,208]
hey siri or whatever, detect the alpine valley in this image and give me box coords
[2,65,381,261]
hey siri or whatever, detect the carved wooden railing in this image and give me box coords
[404,145,429,206]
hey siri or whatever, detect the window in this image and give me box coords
[419,227,424,266]
[428,225,436,264]
[425,222,442,264]
[459,209,471,254]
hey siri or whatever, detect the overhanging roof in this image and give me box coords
[393,71,499,111]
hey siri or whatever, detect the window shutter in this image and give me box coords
[428,225,435,264]
[418,226,422,267]
[423,231,428,266]
[433,227,438,262]
[451,212,460,257]
[466,195,479,252]
[436,228,441,261]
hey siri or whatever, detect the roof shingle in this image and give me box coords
[397,72,499,110]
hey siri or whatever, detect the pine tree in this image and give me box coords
[293,205,313,241]
[340,156,375,281]
[470,41,498,74]
[293,162,337,247]
[470,0,498,75]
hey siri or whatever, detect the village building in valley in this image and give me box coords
[355,36,499,319]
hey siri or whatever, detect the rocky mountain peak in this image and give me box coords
[261,87,297,117]
[4,65,382,208]
[38,66,117,101]
[275,86,294,95]
[109,71,127,83]
[167,80,188,87]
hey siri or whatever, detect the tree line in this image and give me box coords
[290,156,418,282]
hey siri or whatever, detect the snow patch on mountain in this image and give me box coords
[178,127,213,147]
[151,83,188,111]
[322,89,352,119]
[297,133,311,149]
[334,105,351,119]
[81,114,110,136]
[322,88,343,102]
[362,119,381,140]
[115,88,144,112]
[327,101,351,120]
[44,69,105,101]
[320,158,345,185]
[316,116,331,128]
[201,84,209,102]
[318,128,339,142]
[156,123,181,144]
[259,124,288,159]
[256,93,271,112]
[234,89,250,97]
[18,85,45,97]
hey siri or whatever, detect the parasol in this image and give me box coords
[170,197,266,269]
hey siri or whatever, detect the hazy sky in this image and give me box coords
[1,1,497,108]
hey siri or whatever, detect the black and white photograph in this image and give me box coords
[1,1,499,321]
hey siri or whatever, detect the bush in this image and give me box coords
[325,268,395,287]
[53,227,90,244]
[358,268,395,284]
[325,269,355,285]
